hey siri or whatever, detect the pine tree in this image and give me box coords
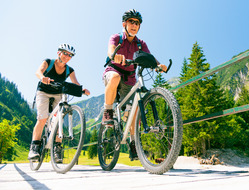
[87,127,98,159]
[176,42,231,156]
[180,57,188,81]
[234,86,249,151]
[153,73,171,89]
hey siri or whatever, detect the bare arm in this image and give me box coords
[69,71,80,86]
[36,61,54,84]
[69,71,90,96]
[108,44,126,66]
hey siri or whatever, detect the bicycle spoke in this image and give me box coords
[135,88,183,174]
[51,105,85,174]
[98,120,120,171]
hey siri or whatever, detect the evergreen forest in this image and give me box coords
[1,42,249,163]
[0,74,36,163]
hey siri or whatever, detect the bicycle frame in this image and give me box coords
[45,93,73,149]
[115,70,147,144]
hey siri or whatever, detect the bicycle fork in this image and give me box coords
[137,91,160,133]
[121,91,158,143]
[58,105,74,139]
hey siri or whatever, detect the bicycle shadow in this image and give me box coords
[0,164,7,170]
[168,168,249,177]
[14,164,50,190]
[68,164,147,174]
[69,164,249,177]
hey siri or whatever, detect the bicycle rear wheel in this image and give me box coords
[135,87,183,174]
[98,118,121,171]
[29,135,47,171]
[51,105,86,174]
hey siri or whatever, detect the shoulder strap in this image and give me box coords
[45,59,70,78]
[136,38,142,50]
[45,59,55,74]
[104,33,142,67]
[118,33,123,45]
[65,65,70,78]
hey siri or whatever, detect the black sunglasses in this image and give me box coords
[127,19,140,26]
[62,51,74,57]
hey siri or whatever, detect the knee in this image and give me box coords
[110,73,121,83]
[108,73,121,87]
[37,118,47,126]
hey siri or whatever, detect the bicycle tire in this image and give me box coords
[51,105,86,174]
[97,118,121,171]
[29,136,47,171]
[135,87,183,174]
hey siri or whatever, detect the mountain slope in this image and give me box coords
[216,49,249,100]
[0,73,36,147]
[74,94,104,121]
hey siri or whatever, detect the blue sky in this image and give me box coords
[1,0,249,103]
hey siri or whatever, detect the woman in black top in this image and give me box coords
[28,44,90,162]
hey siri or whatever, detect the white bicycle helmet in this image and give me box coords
[58,43,76,56]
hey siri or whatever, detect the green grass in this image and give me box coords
[77,152,142,166]
[4,148,142,167]
[3,144,29,164]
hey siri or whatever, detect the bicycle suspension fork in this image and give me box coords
[58,103,74,139]
[58,104,63,139]
[137,87,151,133]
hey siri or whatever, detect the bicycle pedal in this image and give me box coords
[30,156,40,162]
[143,125,150,133]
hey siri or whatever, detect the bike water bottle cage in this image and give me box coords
[44,59,70,78]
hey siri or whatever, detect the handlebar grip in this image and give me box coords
[111,44,121,61]
[125,59,134,66]
[165,59,172,73]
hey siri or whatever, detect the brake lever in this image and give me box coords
[111,44,122,61]
[155,59,172,73]
[125,59,134,66]
[165,59,172,73]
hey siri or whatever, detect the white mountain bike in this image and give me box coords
[29,82,86,174]
[97,46,183,174]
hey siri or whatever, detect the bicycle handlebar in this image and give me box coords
[111,44,172,74]
[111,44,122,61]
[49,81,86,96]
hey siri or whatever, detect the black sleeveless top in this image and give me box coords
[37,59,74,94]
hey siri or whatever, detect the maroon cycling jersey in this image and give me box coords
[103,32,150,86]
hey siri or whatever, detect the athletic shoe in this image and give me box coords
[102,109,114,125]
[28,144,40,160]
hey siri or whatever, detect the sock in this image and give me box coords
[130,135,135,142]
[55,142,62,146]
[104,103,113,110]
[32,140,41,145]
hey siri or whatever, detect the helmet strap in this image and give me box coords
[58,51,67,64]
[125,26,135,37]
[59,57,63,63]
[58,57,66,65]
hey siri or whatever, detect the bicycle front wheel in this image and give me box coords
[51,105,86,174]
[97,118,121,171]
[135,87,183,174]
